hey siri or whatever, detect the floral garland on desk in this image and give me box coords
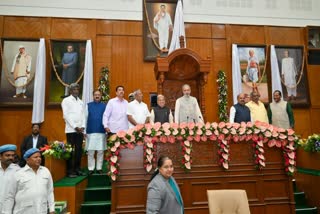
[106,121,298,181]
[98,66,110,103]
[217,70,228,122]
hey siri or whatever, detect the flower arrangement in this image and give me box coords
[181,140,192,170]
[217,140,230,169]
[98,66,110,103]
[106,121,298,181]
[252,140,265,170]
[298,134,320,153]
[217,70,228,122]
[40,141,72,160]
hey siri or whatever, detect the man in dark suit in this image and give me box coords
[19,123,48,167]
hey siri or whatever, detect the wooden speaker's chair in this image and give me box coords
[207,189,251,214]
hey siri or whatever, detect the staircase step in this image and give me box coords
[81,201,111,214]
[295,207,318,214]
[294,192,307,206]
[87,174,111,187]
[84,187,112,201]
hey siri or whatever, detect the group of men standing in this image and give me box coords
[61,83,203,178]
[230,90,295,129]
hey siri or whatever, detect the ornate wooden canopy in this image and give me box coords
[154,37,211,119]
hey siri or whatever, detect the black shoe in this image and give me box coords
[76,171,86,176]
[67,173,78,178]
[88,170,94,175]
[97,170,103,174]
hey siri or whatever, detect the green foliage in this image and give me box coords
[217,70,228,122]
[98,66,110,103]
[298,134,320,153]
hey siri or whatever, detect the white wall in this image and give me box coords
[1,0,320,26]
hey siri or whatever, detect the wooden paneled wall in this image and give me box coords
[0,16,319,151]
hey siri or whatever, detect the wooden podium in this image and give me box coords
[110,140,295,214]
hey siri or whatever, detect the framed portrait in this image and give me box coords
[143,0,177,61]
[0,39,40,106]
[308,27,320,48]
[275,46,310,107]
[238,46,269,103]
[49,40,86,105]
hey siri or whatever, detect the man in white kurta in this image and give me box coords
[127,89,150,129]
[174,84,204,124]
[153,4,173,52]
[267,90,295,129]
[61,83,86,177]
[0,144,20,213]
[11,45,32,98]
[2,148,55,214]
[281,50,297,99]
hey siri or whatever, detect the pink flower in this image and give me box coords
[259,160,266,167]
[156,131,162,136]
[272,131,279,138]
[240,122,247,128]
[196,122,204,129]
[205,122,211,129]
[109,134,118,141]
[218,134,225,141]
[246,130,252,135]
[279,134,287,140]
[162,122,170,130]
[179,122,187,129]
[287,129,295,136]
[201,136,207,142]
[222,153,229,160]
[172,129,179,136]
[218,122,226,129]
[232,123,240,129]
[226,122,232,129]
[136,141,144,146]
[110,156,118,163]
[185,162,191,170]
[194,135,201,142]
[135,124,144,131]
[187,136,193,141]
[111,174,117,181]
[146,164,153,172]
[184,140,190,147]
[117,130,126,138]
[177,136,183,141]
[164,129,171,136]
[196,129,203,135]
[222,128,229,134]
[184,154,190,161]
[211,122,218,129]
[189,130,194,136]
[214,130,219,136]
[254,128,261,134]
[146,128,152,135]
[239,127,246,135]
[110,165,117,173]
[222,162,229,169]
[278,127,286,133]
[206,130,212,136]
[188,122,195,130]
[153,122,161,131]
[185,148,191,154]
[245,135,252,141]
[252,134,259,142]
[127,143,135,150]
[111,146,117,152]
[209,135,217,141]
[160,136,167,143]
[258,154,265,160]
[230,128,236,135]
[233,135,239,142]
[146,148,152,155]
[264,131,272,138]
[171,123,179,129]
[275,140,282,148]
[268,139,276,147]
[288,136,295,142]
[287,152,295,159]
[168,136,175,144]
[180,129,186,135]
[257,141,263,147]
[246,122,253,128]
[114,141,120,148]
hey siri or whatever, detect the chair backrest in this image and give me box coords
[207,189,251,214]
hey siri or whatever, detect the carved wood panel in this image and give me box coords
[162,80,198,111]
[3,17,47,38]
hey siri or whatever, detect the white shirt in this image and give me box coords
[0,163,20,213]
[61,95,85,133]
[2,165,55,214]
[127,100,150,128]
[32,135,38,148]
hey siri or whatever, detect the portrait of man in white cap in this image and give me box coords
[11,44,32,98]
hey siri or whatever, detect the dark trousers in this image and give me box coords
[66,132,83,175]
